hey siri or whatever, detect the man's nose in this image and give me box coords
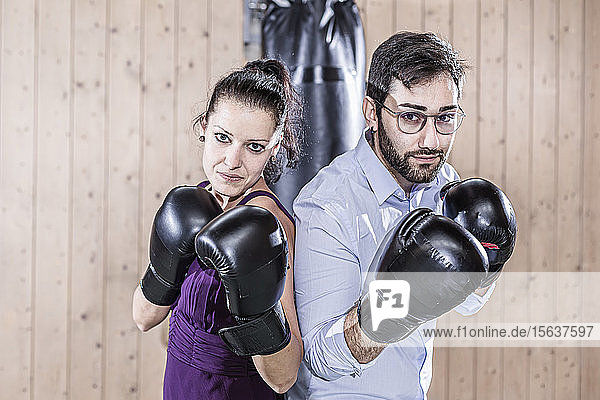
[418,118,440,150]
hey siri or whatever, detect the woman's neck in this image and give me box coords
[209,176,267,210]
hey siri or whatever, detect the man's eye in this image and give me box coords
[215,133,230,143]
[247,143,265,153]
[401,112,423,123]
[437,113,456,123]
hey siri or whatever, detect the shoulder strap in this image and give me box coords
[197,180,210,189]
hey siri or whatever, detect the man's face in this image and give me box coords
[374,75,459,189]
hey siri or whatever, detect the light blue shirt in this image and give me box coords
[287,132,494,400]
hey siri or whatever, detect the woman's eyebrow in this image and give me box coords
[214,124,232,135]
[246,139,271,143]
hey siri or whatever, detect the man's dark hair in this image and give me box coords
[366,31,468,118]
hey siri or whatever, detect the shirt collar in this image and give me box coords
[354,130,441,205]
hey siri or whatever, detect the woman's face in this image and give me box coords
[202,99,280,198]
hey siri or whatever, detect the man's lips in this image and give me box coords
[410,154,442,163]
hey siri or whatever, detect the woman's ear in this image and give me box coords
[267,122,283,156]
[362,96,378,132]
[270,142,281,157]
[198,113,208,142]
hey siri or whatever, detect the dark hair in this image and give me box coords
[366,31,468,119]
[193,59,303,185]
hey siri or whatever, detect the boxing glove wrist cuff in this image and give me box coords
[480,266,502,288]
[357,298,380,343]
[218,302,291,357]
[357,296,417,344]
[140,263,181,306]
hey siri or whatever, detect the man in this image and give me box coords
[288,32,496,399]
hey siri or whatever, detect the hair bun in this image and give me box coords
[244,59,286,83]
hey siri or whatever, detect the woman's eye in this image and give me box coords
[214,132,230,143]
[247,143,265,153]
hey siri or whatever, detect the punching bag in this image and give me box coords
[263,0,366,211]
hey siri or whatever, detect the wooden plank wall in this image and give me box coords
[0,1,242,399]
[0,0,598,399]
[582,1,600,399]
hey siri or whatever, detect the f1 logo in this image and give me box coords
[369,280,411,331]
[376,288,406,308]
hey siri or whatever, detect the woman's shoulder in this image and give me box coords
[240,189,295,233]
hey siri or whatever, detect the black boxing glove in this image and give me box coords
[441,178,517,287]
[358,208,489,343]
[140,186,222,305]
[195,206,290,357]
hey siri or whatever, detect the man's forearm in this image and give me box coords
[343,306,386,364]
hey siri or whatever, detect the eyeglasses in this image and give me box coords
[374,99,466,135]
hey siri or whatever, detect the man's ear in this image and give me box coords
[362,96,378,132]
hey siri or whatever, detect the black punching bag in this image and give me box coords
[263,0,365,211]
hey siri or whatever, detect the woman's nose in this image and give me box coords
[223,146,243,169]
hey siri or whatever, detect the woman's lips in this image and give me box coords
[217,172,243,182]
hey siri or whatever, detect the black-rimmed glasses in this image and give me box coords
[374,99,466,135]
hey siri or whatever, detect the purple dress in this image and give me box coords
[163,183,293,400]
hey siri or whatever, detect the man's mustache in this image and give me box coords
[404,150,444,158]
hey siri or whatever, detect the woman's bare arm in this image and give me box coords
[246,197,303,393]
[132,283,171,332]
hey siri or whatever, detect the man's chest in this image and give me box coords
[351,189,441,277]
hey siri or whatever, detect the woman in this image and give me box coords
[132,59,303,399]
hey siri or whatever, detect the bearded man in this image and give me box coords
[288,31,498,400]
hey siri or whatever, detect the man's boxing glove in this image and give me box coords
[441,178,517,287]
[358,208,489,343]
[140,186,222,306]
[195,205,291,357]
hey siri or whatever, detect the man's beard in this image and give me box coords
[377,121,447,184]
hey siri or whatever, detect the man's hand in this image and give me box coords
[356,208,489,344]
[441,178,517,287]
